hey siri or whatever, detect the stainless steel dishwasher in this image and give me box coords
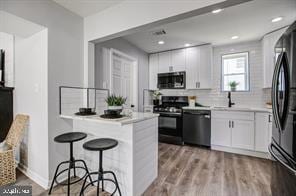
[183,109,211,147]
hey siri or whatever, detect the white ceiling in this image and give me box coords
[124,0,296,53]
[53,0,124,17]
[0,11,45,38]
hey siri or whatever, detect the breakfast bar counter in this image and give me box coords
[60,112,159,196]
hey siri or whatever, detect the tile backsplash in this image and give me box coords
[161,41,271,108]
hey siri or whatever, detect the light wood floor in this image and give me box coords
[143,143,272,196]
[14,143,272,196]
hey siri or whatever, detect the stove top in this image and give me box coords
[154,106,182,113]
[153,96,188,114]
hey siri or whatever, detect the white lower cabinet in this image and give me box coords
[211,118,231,147]
[211,110,272,158]
[231,120,254,150]
[255,113,272,152]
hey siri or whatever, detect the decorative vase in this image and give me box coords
[153,99,159,106]
[231,87,236,92]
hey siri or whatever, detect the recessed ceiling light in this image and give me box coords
[231,36,239,40]
[272,17,283,23]
[158,40,165,45]
[184,43,191,47]
[212,9,223,14]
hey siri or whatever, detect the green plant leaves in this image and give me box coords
[105,94,127,106]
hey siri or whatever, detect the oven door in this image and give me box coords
[158,113,182,137]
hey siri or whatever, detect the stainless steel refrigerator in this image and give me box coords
[269,21,296,196]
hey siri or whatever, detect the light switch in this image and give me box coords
[34,83,39,93]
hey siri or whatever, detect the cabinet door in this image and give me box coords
[211,118,231,147]
[171,49,186,72]
[199,45,212,89]
[255,113,272,152]
[158,51,171,73]
[232,120,254,150]
[185,47,199,89]
[149,54,158,90]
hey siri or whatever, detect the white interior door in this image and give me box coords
[111,54,133,107]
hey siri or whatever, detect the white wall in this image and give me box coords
[83,0,242,87]
[162,40,271,108]
[14,29,49,187]
[0,32,14,87]
[95,37,149,111]
[1,0,84,187]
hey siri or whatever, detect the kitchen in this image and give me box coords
[86,0,295,195]
[0,0,296,196]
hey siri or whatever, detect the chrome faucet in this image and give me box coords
[228,92,235,107]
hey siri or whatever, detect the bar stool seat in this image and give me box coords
[83,138,118,151]
[49,132,93,196]
[80,138,121,196]
[54,132,87,143]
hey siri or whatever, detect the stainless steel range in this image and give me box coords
[153,96,188,145]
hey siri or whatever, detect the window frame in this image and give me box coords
[221,51,250,92]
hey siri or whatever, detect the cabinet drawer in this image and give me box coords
[212,111,254,121]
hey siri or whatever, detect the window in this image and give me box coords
[221,52,249,91]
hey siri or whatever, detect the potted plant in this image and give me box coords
[228,81,239,92]
[105,94,127,111]
[152,90,162,105]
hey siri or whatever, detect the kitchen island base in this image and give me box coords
[62,114,158,196]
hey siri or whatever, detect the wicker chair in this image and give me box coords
[0,114,29,186]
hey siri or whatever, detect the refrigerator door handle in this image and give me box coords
[269,143,296,175]
[271,52,283,130]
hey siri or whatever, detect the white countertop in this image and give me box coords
[183,106,272,113]
[60,112,159,125]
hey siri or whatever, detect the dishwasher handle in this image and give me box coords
[183,111,211,118]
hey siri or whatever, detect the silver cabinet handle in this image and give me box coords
[196,82,197,88]
[232,121,234,128]
[229,120,231,128]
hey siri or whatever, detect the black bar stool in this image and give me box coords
[80,138,122,196]
[49,132,93,196]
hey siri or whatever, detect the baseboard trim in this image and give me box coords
[17,164,49,189]
[211,145,271,159]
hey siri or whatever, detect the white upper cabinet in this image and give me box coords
[158,51,171,73]
[199,45,213,89]
[185,47,199,89]
[148,45,212,90]
[185,45,212,89]
[158,49,186,73]
[149,53,159,90]
[262,28,287,88]
[171,49,186,72]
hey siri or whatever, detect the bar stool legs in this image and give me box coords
[49,141,94,196]
[80,150,121,196]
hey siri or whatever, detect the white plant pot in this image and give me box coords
[108,105,123,110]
[231,87,236,92]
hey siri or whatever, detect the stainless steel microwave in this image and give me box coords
[157,71,186,89]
